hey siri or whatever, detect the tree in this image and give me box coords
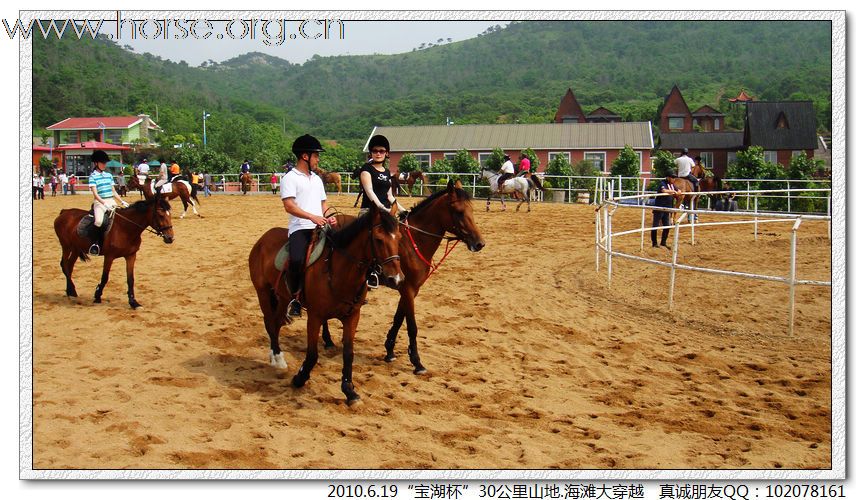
[652,150,676,179]
[544,153,574,188]
[727,146,788,211]
[610,145,641,192]
[483,148,506,171]
[397,153,420,174]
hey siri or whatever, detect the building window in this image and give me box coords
[692,119,698,130]
[700,152,714,169]
[763,150,778,164]
[635,151,648,173]
[478,152,493,170]
[668,117,684,130]
[547,152,571,164]
[727,152,738,169]
[584,152,606,172]
[443,152,457,162]
[62,131,79,143]
[104,130,123,144]
[413,153,431,169]
[714,118,720,130]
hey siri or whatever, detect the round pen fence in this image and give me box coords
[595,188,831,336]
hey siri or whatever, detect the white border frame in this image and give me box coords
[18,9,846,482]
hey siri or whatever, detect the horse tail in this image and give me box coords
[531,174,544,191]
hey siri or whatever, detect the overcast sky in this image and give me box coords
[121,20,504,66]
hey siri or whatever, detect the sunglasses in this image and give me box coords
[370,149,388,154]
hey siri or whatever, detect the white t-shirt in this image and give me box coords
[280,168,327,235]
[675,155,695,177]
[501,160,515,175]
[137,162,150,175]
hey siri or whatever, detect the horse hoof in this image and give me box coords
[414,367,428,375]
[346,395,362,407]
[93,297,101,304]
[66,290,77,298]
[129,301,141,309]
[291,375,306,388]
[270,352,288,369]
[384,354,397,363]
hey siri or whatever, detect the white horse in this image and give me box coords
[479,170,544,212]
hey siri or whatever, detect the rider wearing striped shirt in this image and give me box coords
[88,150,128,255]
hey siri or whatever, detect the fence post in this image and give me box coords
[690,197,696,245]
[746,181,751,210]
[788,218,802,335]
[754,196,759,241]
[606,205,614,287]
[567,177,572,203]
[787,180,791,213]
[618,175,623,198]
[595,203,601,273]
[668,212,686,311]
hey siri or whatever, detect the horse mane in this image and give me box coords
[126,196,170,213]
[409,185,472,215]
[328,208,398,249]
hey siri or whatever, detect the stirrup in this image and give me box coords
[366,272,379,289]
[287,299,302,318]
[88,243,101,256]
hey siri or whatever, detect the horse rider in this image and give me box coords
[497,154,515,192]
[88,150,129,255]
[675,148,699,192]
[240,159,251,182]
[518,152,532,179]
[169,161,182,182]
[155,159,169,190]
[359,134,407,287]
[136,157,150,185]
[281,134,337,317]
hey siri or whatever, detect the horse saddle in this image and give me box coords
[273,226,331,272]
[157,183,174,194]
[76,210,114,239]
[398,172,410,182]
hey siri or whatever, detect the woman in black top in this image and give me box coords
[359,134,402,215]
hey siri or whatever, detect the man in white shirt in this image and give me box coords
[281,134,337,316]
[58,171,68,195]
[497,154,515,192]
[674,149,698,191]
[137,158,150,185]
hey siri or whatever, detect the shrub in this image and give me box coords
[610,145,641,193]
[544,153,574,188]
[397,154,420,174]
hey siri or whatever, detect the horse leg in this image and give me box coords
[93,256,115,304]
[486,195,491,212]
[321,321,335,349]
[500,193,506,211]
[189,196,201,217]
[291,314,321,389]
[255,286,288,368]
[124,253,142,309]
[384,303,407,362]
[60,248,78,297]
[179,197,189,219]
[526,190,531,212]
[401,293,427,375]
[340,312,362,405]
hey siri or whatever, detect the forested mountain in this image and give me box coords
[33,20,831,164]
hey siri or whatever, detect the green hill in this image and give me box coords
[33,20,831,165]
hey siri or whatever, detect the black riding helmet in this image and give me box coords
[291,134,325,158]
[368,134,390,152]
[91,150,110,164]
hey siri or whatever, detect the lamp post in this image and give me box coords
[202,111,211,148]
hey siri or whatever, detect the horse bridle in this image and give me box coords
[110,200,173,237]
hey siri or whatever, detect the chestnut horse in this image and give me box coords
[391,170,429,197]
[693,163,723,209]
[128,175,202,218]
[322,180,486,374]
[53,194,174,308]
[248,206,404,405]
[240,172,253,195]
[313,167,342,195]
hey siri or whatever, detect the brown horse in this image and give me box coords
[128,175,202,218]
[313,167,342,195]
[693,163,723,209]
[248,206,404,405]
[53,194,175,308]
[240,172,253,195]
[322,180,486,374]
[391,170,429,197]
[666,175,698,212]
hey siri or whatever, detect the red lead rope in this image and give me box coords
[404,223,460,277]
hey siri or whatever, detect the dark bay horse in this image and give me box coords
[248,206,404,405]
[313,167,342,195]
[391,170,429,197]
[128,175,202,218]
[240,172,253,195]
[693,163,723,209]
[322,180,486,374]
[53,195,174,308]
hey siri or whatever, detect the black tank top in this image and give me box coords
[359,163,392,209]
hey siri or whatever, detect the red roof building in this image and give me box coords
[728,90,755,103]
[46,114,162,147]
[554,88,587,123]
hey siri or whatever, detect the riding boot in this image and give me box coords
[88,224,105,256]
[287,268,302,317]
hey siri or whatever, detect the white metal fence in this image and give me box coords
[595,188,831,336]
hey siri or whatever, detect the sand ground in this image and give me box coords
[30,190,832,470]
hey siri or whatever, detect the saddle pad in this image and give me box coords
[158,183,174,194]
[274,240,291,271]
[76,211,114,238]
[307,226,329,268]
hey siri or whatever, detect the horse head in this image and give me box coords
[369,206,404,289]
[150,193,174,244]
[429,180,485,252]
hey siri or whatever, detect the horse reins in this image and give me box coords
[109,203,173,237]
[401,206,463,277]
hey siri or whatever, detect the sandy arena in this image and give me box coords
[30,190,832,470]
